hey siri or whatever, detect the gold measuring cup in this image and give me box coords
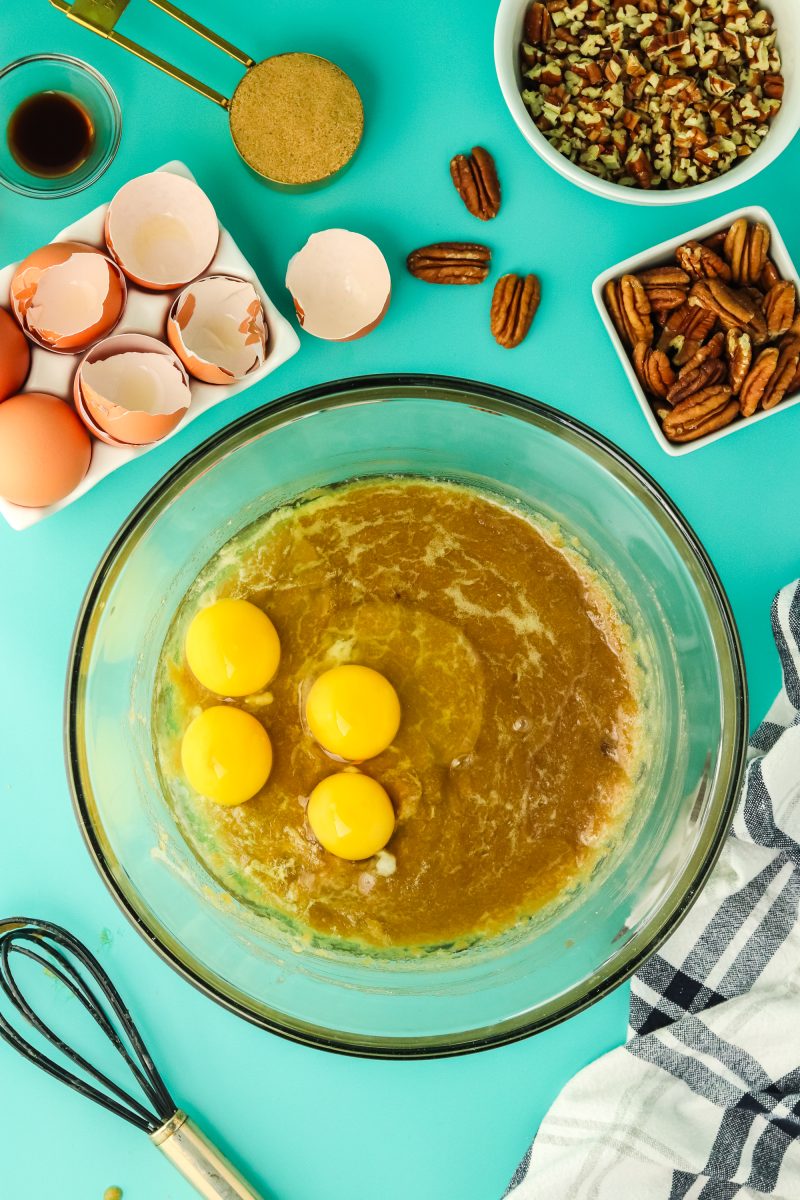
[49,0,364,187]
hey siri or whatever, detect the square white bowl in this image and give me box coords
[592,206,800,456]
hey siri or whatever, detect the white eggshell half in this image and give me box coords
[167,274,267,384]
[105,172,219,291]
[76,332,191,445]
[285,229,391,341]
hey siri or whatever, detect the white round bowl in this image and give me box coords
[494,0,800,206]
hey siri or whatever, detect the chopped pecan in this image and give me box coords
[450,147,501,221]
[764,280,796,339]
[675,240,732,282]
[661,385,737,443]
[725,329,752,395]
[724,219,770,285]
[739,346,779,416]
[632,341,675,400]
[667,358,726,406]
[764,73,784,99]
[490,273,541,348]
[406,242,491,284]
[689,278,756,327]
[762,337,800,411]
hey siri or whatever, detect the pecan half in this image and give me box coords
[689,278,756,327]
[632,341,675,400]
[675,240,731,282]
[725,329,752,396]
[619,274,653,346]
[764,280,796,339]
[724,219,770,286]
[450,147,501,221]
[524,1,551,45]
[605,276,653,348]
[741,288,769,345]
[667,357,726,406]
[637,266,689,312]
[739,346,779,416]
[407,242,491,284]
[661,385,736,443]
[760,258,781,291]
[680,331,724,376]
[490,273,541,348]
[762,337,800,411]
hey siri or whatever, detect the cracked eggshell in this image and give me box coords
[75,333,192,446]
[9,241,126,353]
[105,172,220,291]
[285,229,391,341]
[0,308,31,402]
[167,274,267,385]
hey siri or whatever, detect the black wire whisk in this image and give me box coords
[0,917,266,1199]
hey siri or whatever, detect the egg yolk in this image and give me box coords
[181,706,272,806]
[305,664,401,761]
[307,772,396,860]
[185,598,280,696]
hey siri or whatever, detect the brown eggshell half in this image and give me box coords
[0,392,91,507]
[285,229,391,341]
[72,374,131,447]
[75,333,192,446]
[166,274,267,384]
[105,172,219,291]
[9,241,126,353]
[0,307,31,401]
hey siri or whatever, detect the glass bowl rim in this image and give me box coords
[65,373,748,1058]
[0,53,122,198]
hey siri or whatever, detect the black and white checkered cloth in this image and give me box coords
[507,579,800,1200]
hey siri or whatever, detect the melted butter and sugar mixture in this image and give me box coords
[155,478,642,952]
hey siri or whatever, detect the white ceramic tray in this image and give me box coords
[593,205,800,456]
[0,161,300,530]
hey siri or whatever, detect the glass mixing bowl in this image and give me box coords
[66,376,747,1058]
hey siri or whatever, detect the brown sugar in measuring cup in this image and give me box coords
[49,0,364,187]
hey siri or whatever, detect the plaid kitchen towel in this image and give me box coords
[506,579,800,1200]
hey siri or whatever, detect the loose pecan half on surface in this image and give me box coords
[490,273,541,349]
[407,243,491,284]
[450,147,501,221]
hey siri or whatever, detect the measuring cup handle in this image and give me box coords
[152,1111,267,1200]
[48,0,255,108]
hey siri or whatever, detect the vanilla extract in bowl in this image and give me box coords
[7,90,95,178]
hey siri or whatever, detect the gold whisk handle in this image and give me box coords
[152,1111,267,1200]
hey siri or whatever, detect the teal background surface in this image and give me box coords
[0,2,798,1198]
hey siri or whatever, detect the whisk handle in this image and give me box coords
[152,1111,267,1200]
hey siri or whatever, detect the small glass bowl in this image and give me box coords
[0,54,121,198]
